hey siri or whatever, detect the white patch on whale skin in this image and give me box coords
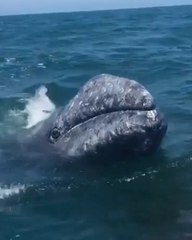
[24,86,55,129]
[147,110,157,121]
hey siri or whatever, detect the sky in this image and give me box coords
[0,0,192,16]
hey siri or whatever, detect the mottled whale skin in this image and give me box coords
[32,74,167,160]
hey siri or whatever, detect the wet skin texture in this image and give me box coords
[32,74,167,160]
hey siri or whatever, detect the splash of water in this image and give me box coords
[24,86,56,128]
[0,184,26,199]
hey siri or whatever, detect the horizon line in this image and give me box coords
[0,3,191,17]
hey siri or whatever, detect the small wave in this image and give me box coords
[0,184,26,200]
[119,156,192,184]
[5,57,17,64]
[24,86,55,128]
[37,62,46,69]
[119,168,159,184]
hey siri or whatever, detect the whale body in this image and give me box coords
[30,74,167,160]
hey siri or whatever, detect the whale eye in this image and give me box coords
[49,127,61,143]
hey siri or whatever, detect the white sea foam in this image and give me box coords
[24,86,55,128]
[0,184,26,199]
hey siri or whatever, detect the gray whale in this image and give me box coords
[31,74,167,160]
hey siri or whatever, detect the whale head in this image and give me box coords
[33,74,167,160]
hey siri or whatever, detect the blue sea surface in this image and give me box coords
[0,5,192,240]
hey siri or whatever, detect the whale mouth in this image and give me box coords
[49,102,156,144]
[66,107,154,132]
[52,107,166,159]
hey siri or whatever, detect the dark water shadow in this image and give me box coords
[3,146,192,240]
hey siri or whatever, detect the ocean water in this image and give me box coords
[0,5,192,240]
